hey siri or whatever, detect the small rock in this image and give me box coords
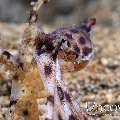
[100,58,108,66]
[107,64,119,70]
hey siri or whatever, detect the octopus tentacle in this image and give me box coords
[35,52,56,119]
[55,59,95,120]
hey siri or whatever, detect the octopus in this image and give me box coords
[0,0,96,120]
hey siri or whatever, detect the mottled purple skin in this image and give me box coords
[49,18,96,63]
[52,27,90,53]
[35,18,96,65]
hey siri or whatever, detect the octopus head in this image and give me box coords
[57,18,96,72]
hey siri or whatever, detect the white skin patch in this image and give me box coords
[55,59,72,120]
[35,52,56,119]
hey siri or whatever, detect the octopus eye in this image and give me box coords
[61,39,66,43]
[61,39,71,49]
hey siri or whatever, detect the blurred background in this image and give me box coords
[0,0,120,27]
[0,0,120,120]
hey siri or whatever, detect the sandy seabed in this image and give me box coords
[0,22,120,120]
